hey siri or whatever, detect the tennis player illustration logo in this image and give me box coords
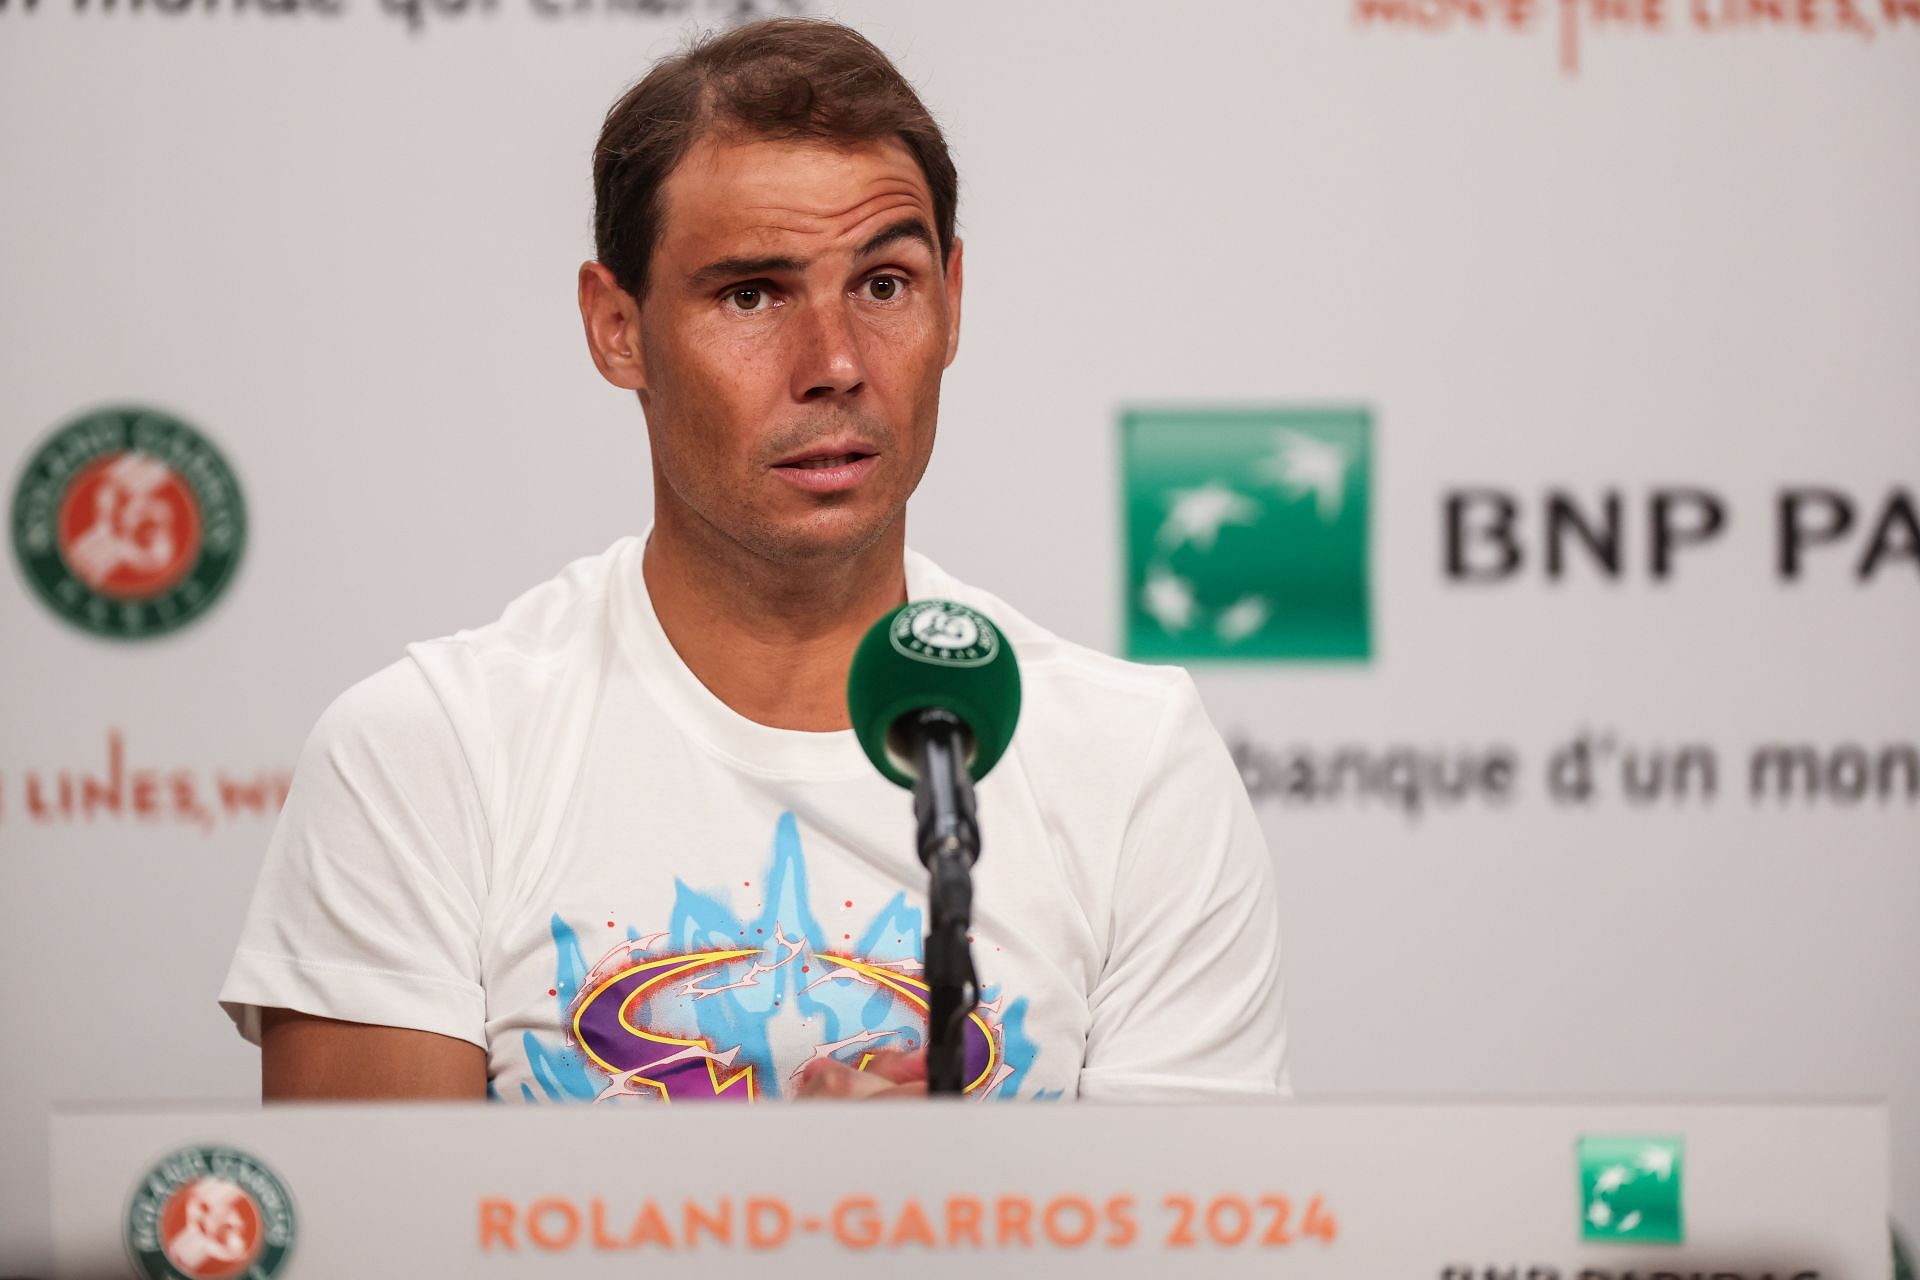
[158,1177,258,1277]
[11,405,246,640]
[125,1146,296,1280]
[64,451,197,596]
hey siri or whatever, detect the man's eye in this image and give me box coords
[728,287,770,312]
[863,275,904,302]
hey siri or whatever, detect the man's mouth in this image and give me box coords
[769,443,882,493]
[782,452,871,471]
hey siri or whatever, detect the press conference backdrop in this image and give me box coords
[1,0,1915,1271]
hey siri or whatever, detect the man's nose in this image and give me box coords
[790,295,868,401]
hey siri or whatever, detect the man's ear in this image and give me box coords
[578,261,648,391]
[942,237,964,369]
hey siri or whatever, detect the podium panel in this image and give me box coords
[51,1103,1887,1279]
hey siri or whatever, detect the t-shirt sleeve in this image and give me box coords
[1077,671,1290,1101]
[218,655,491,1049]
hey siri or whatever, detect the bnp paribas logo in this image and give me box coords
[1122,408,1370,662]
[1577,1135,1685,1244]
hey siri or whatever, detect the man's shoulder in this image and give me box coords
[311,538,638,766]
[912,554,1236,853]
[384,537,635,712]
[910,551,1202,742]
[416,536,637,671]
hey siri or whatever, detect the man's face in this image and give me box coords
[625,131,962,565]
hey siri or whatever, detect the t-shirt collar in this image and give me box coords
[611,530,947,780]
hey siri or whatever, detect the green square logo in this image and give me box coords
[1577,1135,1685,1244]
[1121,408,1371,662]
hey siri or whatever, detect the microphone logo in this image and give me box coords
[889,600,999,668]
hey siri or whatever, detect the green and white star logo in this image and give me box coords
[1577,1135,1685,1244]
[1122,408,1370,661]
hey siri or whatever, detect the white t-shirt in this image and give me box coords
[219,538,1288,1103]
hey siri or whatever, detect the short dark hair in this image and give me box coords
[592,18,958,301]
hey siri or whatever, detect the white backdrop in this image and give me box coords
[2,1,1917,1272]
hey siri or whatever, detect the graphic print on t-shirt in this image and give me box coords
[518,812,1044,1103]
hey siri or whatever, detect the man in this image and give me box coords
[219,17,1286,1104]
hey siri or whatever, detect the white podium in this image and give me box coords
[50,1102,1888,1278]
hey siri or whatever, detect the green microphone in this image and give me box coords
[847,599,1022,791]
[847,598,1020,1095]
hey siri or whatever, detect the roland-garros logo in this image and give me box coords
[890,599,999,667]
[125,1144,296,1280]
[10,405,246,640]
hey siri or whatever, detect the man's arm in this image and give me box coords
[219,658,493,1094]
[1078,670,1290,1100]
[260,1008,488,1101]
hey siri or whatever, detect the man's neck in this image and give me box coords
[642,508,908,732]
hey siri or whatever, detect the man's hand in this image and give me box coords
[794,1046,928,1100]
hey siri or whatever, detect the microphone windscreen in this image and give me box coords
[847,599,1022,789]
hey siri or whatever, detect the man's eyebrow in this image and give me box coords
[856,218,938,262]
[687,254,808,289]
[685,220,936,289]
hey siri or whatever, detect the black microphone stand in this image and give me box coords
[906,708,981,1096]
